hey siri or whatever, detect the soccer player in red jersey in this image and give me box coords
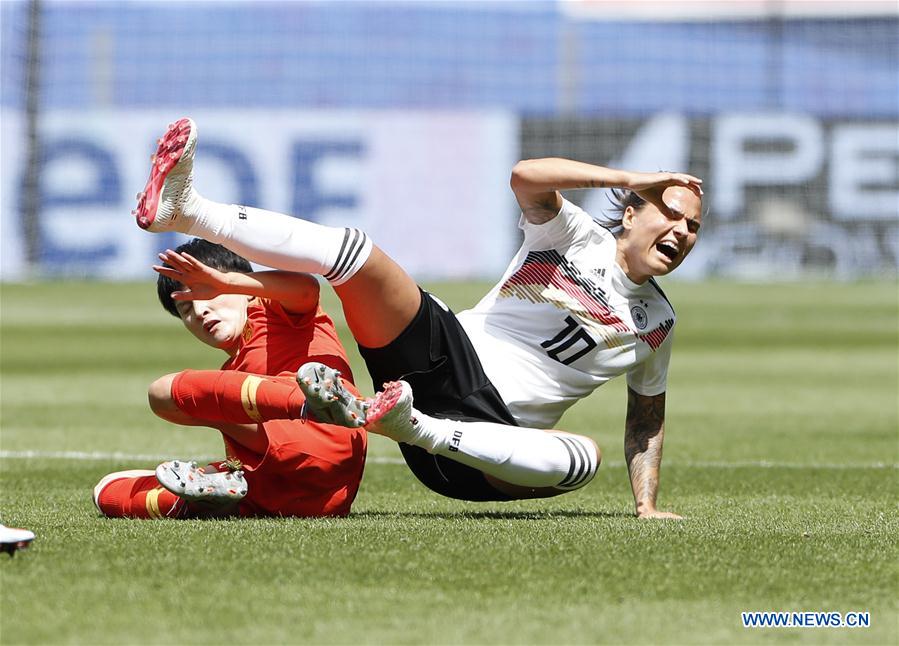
[93,240,367,519]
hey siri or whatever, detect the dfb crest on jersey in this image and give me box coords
[630,305,648,330]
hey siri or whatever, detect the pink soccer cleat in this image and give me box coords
[133,117,198,232]
[365,380,416,442]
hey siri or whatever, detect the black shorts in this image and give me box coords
[359,289,518,501]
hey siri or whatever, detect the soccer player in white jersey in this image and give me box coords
[134,118,702,517]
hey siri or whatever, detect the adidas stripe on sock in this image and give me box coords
[553,434,600,490]
[323,228,371,285]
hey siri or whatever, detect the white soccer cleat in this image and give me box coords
[0,524,35,557]
[365,380,417,443]
[133,117,198,232]
[155,460,247,503]
[296,362,368,427]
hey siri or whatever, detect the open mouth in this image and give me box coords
[655,241,679,261]
[204,320,220,334]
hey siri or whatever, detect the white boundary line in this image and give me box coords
[1,450,190,462]
[0,450,895,469]
[0,450,405,465]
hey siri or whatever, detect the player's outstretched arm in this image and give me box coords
[154,249,320,314]
[624,387,682,520]
[510,158,703,225]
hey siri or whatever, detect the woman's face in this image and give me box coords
[617,186,703,283]
[175,293,251,353]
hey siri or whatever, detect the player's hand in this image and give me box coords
[637,508,684,520]
[153,249,233,301]
[626,171,703,199]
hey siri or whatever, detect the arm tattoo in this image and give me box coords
[521,194,562,224]
[576,180,607,189]
[624,387,666,514]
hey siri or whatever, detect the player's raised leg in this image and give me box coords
[134,117,420,348]
[148,370,317,454]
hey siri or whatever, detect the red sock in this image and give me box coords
[171,370,304,424]
[94,472,187,519]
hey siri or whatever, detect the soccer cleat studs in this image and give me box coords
[155,460,247,504]
[296,362,368,428]
[133,117,197,232]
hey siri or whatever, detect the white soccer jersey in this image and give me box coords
[457,198,676,429]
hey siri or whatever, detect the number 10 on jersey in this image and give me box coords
[540,316,598,366]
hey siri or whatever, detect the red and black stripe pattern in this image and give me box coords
[636,318,674,351]
[500,250,629,332]
[500,250,675,352]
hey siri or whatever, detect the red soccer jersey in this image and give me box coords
[222,297,353,380]
[206,298,365,517]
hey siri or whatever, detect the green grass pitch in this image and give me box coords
[1,280,896,645]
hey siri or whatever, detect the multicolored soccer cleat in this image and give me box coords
[133,117,197,232]
[297,362,369,427]
[365,380,416,442]
[155,460,247,504]
[0,524,35,557]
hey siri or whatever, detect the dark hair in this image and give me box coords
[157,238,253,318]
[601,188,648,231]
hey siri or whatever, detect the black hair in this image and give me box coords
[601,188,648,230]
[157,238,253,318]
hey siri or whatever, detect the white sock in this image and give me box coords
[406,411,599,490]
[182,194,372,286]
